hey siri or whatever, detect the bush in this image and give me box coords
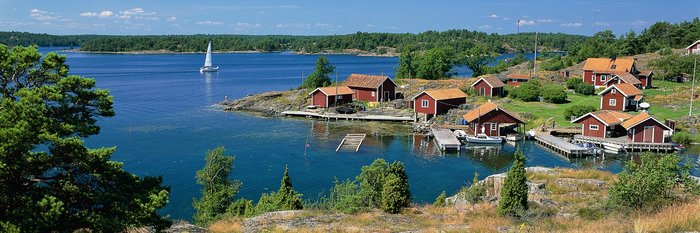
[497,149,528,217]
[254,166,304,214]
[574,82,595,95]
[539,56,565,71]
[564,105,597,120]
[565,78,583,89]
[329,179,367,214]
[659,47,673,56]
[356,159,411,213]
[433,191,447,207]
[461,172,486,204]
[608,153,700,210]
[381,174,407,214]
[509,81,542,102]
[672,131,694,145]
[542,85,568,103]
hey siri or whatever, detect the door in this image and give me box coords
[643,126,654,143]
[480,87,485,96]
[384,91,390,101]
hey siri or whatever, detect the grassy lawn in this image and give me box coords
[498,80,696,130]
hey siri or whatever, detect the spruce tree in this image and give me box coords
[302,56,335,88]
[433,191,447,207]
[497,149,529,217]
[277,165,303,210]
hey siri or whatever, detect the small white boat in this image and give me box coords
[453,130,468,139]
[505,134,521,142]
[465,134,504,144]
[200,41,219,73]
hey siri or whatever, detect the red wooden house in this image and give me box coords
[604,71,641,88]
[471,76,505,97]
[572,111,671,143]
[583,58,636,87]
[413,88,467,120]
[462,102,524,136]
[309,86,354,108]
[687,40,700,55]
[505,74,530,86]
[598,84,643,112]
[636,70,653,89]
[342,74,397,102]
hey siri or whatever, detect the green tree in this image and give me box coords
[497,149,528,217]
[329,179,366,214]
[650,54,699,80]
[193,147,250,225]
[542,85,568,103]
[433,191,447,207]
[0,45,169,232]
[357,158,390,207]
[416,47,456,80]
[509,81,542,102]
[565,78,583,89]
[396,46,417,79]
[564,105,597,120]
[462,172,486,204]
[574,82,595,95]
[381,174,406,214]
[461,44,497,77]
[254,165,303,214]
[608,153,700,209]
[302,56,335,88]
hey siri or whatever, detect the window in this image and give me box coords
[491,123,497,130]
[609,99,616,106]
[611,89,616,94]
[421,100,429,108]
[611,64,617,70]
[589,125,599,130]
[601,75,607,81]
[591,74,595,81]
[371,91,376,97]
[337,95,342,100]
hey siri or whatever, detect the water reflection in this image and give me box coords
[201,72,217,103]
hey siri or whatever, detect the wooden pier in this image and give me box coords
[573,135,675,154]
[336,134,367,152]
[432,128,462,151]
[281,111,414,122]
[534,133,590,157]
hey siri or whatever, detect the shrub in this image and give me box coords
[542,85,568,103]
[565,78,583,89]
[497,149,528,217]
[509,81,542,102]
[672,131,694,145]
[574,82,595,95]
[659,47,673,56]
[433,191,447,207]
[539,56,565,71]
[330,179,367,214]
[356,159,411,213]
[381,174,406,214]
[608,153,700,210]
[193,147,247,225]
[254,165,304,214]
[564,105,597,120]
[461,172,486,204]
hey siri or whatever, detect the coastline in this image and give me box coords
[66,48,399,57]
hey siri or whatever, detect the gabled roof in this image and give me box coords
[471,76,505,88]
[686,40,700,50]
[342,74,395,89]
[507,74,530,80]
[571,110,633,126]
[583,58,635,72]
[598,83,642,97]
[605,71,641,85]
[413,88,467,101]
[621,112,672,130]
[637,70,653,76]
[462,102,524,123]
[309,86,355,96]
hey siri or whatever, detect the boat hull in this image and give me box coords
[200,66,219,73]
[465,136,503,144]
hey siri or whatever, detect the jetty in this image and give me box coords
[336,134,367,152]
[432,128,462,151]
[534,133,590,157]
[281,111,413,122]
[573,135,675,154]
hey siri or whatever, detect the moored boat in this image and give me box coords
[465,133,504,144]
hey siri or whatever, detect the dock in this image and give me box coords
[281,111,414,122]
[573,135,675,154]
[336,134,367,152]
[534,133,590,157]
[432,128,462,151]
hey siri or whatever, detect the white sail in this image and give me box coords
[204,42,213,67]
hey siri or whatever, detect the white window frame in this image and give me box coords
[609,99,617,106]
[490,123,497,131]
[589,125,599,130]
[337,95,343,100]
[601,75,607,81]
[591,74,595,81]
[421,100,429,108]
[611,89,616,94]
[371,91,376,97]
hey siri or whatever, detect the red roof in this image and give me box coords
[507,74,530,79]
[343,74,394,89]
[471,76,505,88]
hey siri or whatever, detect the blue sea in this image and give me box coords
[39,48,700,220]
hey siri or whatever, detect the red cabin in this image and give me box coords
[636,70,653,89]
[412,88,467,120]
[604,71,641,89]
[571,111,671,143]
[687,40,700,55]
[621,113,672,143]
[471,76,505,97]
[309,86,354,108]
[342,74,397,102]
[583,58,637,87]
[506,74,530,86]
[462,102,524,136]
[598,84,643,112]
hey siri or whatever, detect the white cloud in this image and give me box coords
[99,10,114,18]
[231,22,261,31]
[478,25,493,29]
[29,9,59,21]
[503,17,510,21]
[631,20,648,27]
[167,16,177,22]
[592,9,601,13]
[487,14,498,18]
[117,8,156,20]
[595,21,611,26]
[537,19,553,23]
[517,20,535,26]
[561,22,582,27]
[80,12,97,17]
[366,24,376,28]
[314,23,340,29]
[197,20,224,25]
[276,23,310,29]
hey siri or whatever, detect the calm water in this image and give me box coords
[39,48,699,220]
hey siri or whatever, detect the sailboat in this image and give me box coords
[200,41,219,73]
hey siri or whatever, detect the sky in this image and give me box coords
[1,0,698,36]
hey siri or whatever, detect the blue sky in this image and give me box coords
[1,0,698,36]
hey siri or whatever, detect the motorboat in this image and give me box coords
[453,130,468,139]
[465,133,504,144]
[505,134,521,141]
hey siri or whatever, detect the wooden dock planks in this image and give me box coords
[281,111,413,122]
[432,128,462,151]
[534,134,589,157]
[336,134,367,152]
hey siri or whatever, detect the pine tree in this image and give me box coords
[433,191,447,207]
[277,165,303,210]
[302,56,335,88]
[497,149,529,217]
